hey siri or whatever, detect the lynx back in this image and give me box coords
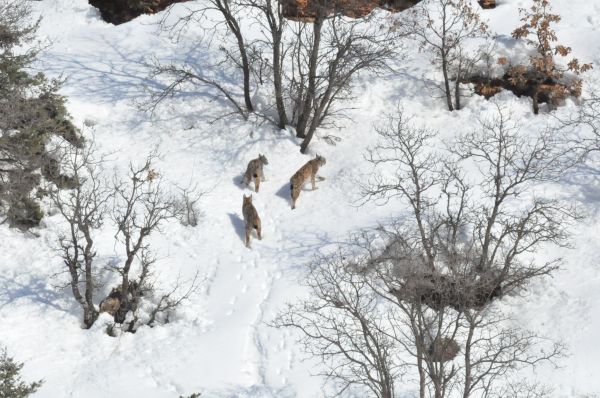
[242,194,262,247]
[243,154,269,193]
[290,154,326,209]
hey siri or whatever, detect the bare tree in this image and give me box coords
[110,154,179,325]
[449,104,577,277]
[486,380,553,398]
[272,248,403,398]
[152,0,399,153]
[245,0,289,128]
[274,104,573,397]
[460,309,563,398]
[363,104,572,396]
[555,83,600,157]
[148,0,257,118]
[49,143,201,332]
[290,10,398,152]
[273,222,563,398]
[408,0,488,111]
[49,141,112,328]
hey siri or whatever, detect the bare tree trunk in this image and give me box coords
[82,226,98,328]
[273,33,287,128]
[267,0,288,128]
[415,326,427,398]
[296,17,323,139]
[115,250,135,324]
[52,143,107,330]
[215,0,254,112]
[442,53,454,111]
[66,247,96,329]
[463,318,475,398]
[454,71,461,111]
[532,84,540,115]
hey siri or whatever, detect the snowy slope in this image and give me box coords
[0,0,599,397]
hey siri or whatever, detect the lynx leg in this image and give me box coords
[242,173,250,186]
[291,184,299,209]
[245,228,251,248]
[311,174,318,190]
[254,175,260,193]
[256,223,262,240]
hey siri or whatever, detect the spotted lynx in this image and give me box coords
[242,194,262,248]
[243,154,268,192]
[290,154,326,209]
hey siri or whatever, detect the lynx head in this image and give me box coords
[243,194,253,206]
[259,154,269,165]
[315,153,326,166]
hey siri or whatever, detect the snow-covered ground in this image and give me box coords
[1,0,600,396]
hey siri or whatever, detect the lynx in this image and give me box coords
[242,194,262,248]
[243,154,268,192]
[290,154,326,209]
[99,287,122,316]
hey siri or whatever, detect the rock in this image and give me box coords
[478,0,496,9]
[88,0,191,25]
[281,0,421,21]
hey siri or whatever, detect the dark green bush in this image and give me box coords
[0,348,43,398]
[0,2,81,228]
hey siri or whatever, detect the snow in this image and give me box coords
[0,0,599,397]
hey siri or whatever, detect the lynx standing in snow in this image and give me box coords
[243,154,268,192]
[242,194,262,248]
[290,154,326,209]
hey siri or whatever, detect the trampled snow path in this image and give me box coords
[0,0,600,397]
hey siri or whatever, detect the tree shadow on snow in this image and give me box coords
[227,212,246,245]
[201,384,296,398]
[559,160,600,209]
[40,36,301,165]
[0,274,75,314]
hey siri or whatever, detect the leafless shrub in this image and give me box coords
[288,8,400,153]
[173,183,205,227]
[150,0,401,153]
[146,0,257,119]
[486,379,553,398]
[109,153,179,325]
[407,0,489,111]
[556,82,600,158]
[272,248,403,398]
[51,145,201,332]
[49,141,111,328]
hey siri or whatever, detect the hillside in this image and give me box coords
[0,0,600,397]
